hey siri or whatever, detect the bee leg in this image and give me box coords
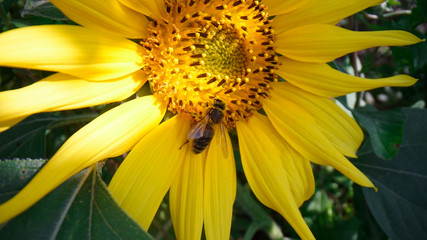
[179,139,189,150]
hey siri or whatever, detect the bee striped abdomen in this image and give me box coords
[192,124,214,154]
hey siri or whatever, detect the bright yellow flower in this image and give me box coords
[0,0,422,239]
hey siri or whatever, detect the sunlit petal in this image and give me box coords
[277,57,418,97]
[263,94,375,188]
[204,130,236,240]
[271,82,363,158]
[0,96,166,224]
[263,0,310,16]
[170,145,205,240]
[236,113,315,240]
[0,71,146,132]
[0,25,144,80]
[117,0,165,19]
[51,0,148,38]
[109,114,192,229]
[273,0,384,33]
[276,24,422,63]
[290,147,315,203]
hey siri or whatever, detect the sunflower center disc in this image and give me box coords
[142,0,278,128]
[194,30,246,78]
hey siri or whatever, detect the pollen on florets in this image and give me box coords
[142,0,278,129]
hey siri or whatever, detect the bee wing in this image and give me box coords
[218,123,229,158]
[188,116,209,139]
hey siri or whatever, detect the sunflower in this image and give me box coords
[0,0,422,239]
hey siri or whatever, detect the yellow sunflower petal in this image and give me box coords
[263,94,375,188]
[236,113,315,240]
[273,0,384,33]
[0,96,166,224]
[276,24,423,63]
[271,82,363,158]
[0,118,24,133]
[170,145,205,240]
[204,130,236,240]
[290,146,315,202]
[277,57,418,97]
[0,71,146,132]
[117,0,164,19]
[0,25,144,81]
[108,114,192,229]
[51,0,148,38]
[238,113,314,205]
[263,0,310,16]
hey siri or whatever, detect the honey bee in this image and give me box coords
[181,99,228,157]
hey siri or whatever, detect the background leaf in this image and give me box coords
[21,0,68,21]
[0,158,46,203]
[2,0,19,13]
[353,108,406,160]
[0,161,153,240]
[0,113,63,159]
[355,108,427,240]
[234,183,284,240]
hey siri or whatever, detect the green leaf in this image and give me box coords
[22,0,68,21]
[411,0,427,27]
[353,107,406,160]
[353,186,387,240]
[235,183,285,240]
[314,218,360,240]
[243,222,269,240]
[0,113,63,159]
[412,39,427,69]
[306,191,333,220]
[0,161,154,240]
[303,189,360,240]
[0,158,46,203]
[354,108,427,240]
[2,0,19,12]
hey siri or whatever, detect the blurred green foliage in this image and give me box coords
[0,0,426,239]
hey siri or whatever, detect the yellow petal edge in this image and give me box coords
[109,114,192,230]
[263,94,375,189]
[276,24,423,63]
[270,82,363,158]
[204,130,236,240]
[237,114,315,240]
[0,71,146,132]
[169,145,205,240]
[51,0,149,39]
[277,57,418,97]
[0,96,165,224]
[0,25,144,81]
